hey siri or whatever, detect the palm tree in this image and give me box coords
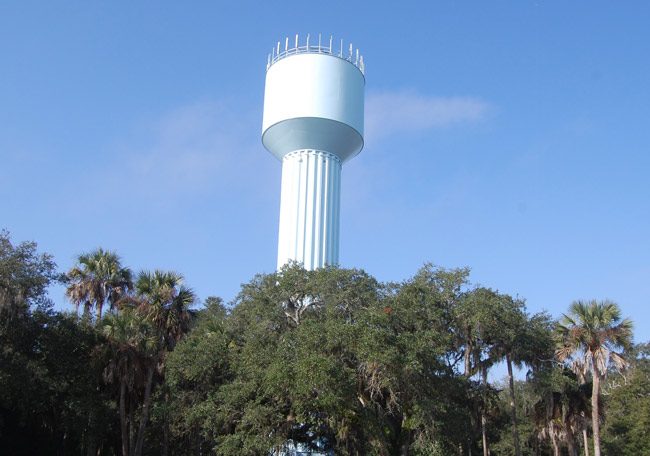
[66,248,133,321]
[480,294,528,456]
[102,309,156,456]
[555,300,633,456]
[456,287,502,456]
[533,367,591,456]
[485,296,554,456]
[126,270,195,456]
[133,270,195,350]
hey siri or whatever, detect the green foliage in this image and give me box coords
[601,343,650,455]
[0,229,57,315]
[162,297,232,454]
[0,232,117,454]
[556,299,634,456]
[556,300,633,375]
[490,380,542,456]
[65,248,133,320]
[2,231,647,456]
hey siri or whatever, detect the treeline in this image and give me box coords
[1,230,648,456]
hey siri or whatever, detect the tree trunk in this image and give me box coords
[481,414,488,456]
[120,378,129,456]
[591,368,601,456]
[129,392,136,454]
[582,428,590,456]
[399,439,410,456]
[481,365,489,456]
[464,327,473,377]
[85,413,97,456]
[567,431,577,456]
[398,414,410,456]
[134,363,156,456]
[162,389,169,456]
[506,353,522,456]
[549,426,560,456]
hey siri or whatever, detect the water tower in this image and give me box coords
[262,34,365,270]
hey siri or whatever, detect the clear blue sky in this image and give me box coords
[2,2,649,343]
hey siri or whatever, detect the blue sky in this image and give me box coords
[2,2,649,344]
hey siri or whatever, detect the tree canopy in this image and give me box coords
[0,231,645,456]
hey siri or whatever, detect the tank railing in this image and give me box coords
[267,34,364,75]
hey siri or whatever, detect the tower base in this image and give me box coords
[277,150,341,270]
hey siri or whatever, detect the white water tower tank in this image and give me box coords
[262,35,365,270]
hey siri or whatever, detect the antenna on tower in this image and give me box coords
[266,34,365,73]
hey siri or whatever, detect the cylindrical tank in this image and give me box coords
[262,36,365,270]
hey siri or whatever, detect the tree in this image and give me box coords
[203,264,478,455]
[0,231,116,455]
[601,342,650,455]
[164,297,231,455]
[532,367,591,456]
[127,269,196,456]
[102,308,157,456]
[0,229,57,316]
[478,294,527,456]
[213,265,386,455]
[481,294,554,456]
[454,287,502,456]
[380,264,474,454]
[66,248,133,321]
[556,300,633,456]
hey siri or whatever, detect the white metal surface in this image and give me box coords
[276,150,341,270]
[262,53,364,163]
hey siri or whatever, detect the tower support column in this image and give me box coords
[277,149,341,270]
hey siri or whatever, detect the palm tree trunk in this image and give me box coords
[134,363,156,456]
[549,426,560,456]
[120,378,129,456]
[163,423,169,456]
[567,431,577,456]
[505,353,522,456]
[481,365,489,456]
[398,439,410,456]
[582,428,590,456]
[129,393,136,454]
[162,389,170,456]
[591,369,601,456]
[86,413,97,456]
[398,414,411,456]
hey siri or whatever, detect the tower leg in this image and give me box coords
[277,150,341,270]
